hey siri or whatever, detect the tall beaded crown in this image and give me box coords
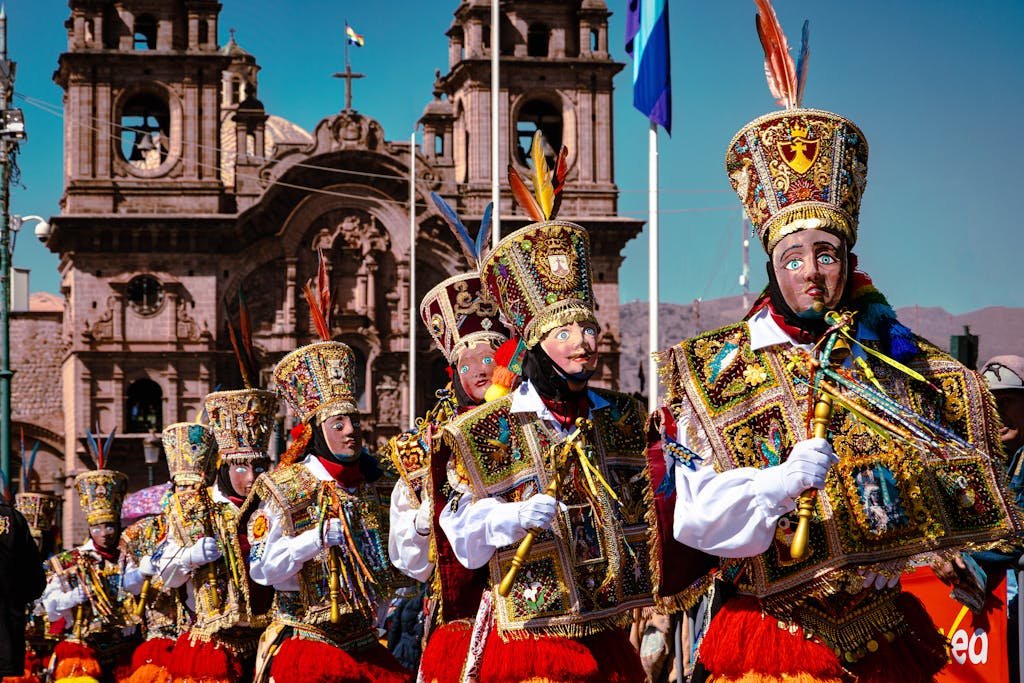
[204,389,278,463]
[74,469,128,526]
[725,2,868,254]
[14,492,58,541]
[162,421,218,484]
[273,252,358,425]
[479,133,595,349]
[480,222,595,348]
[423,193,510,364]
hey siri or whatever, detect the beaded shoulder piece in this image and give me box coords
[442,388,653,638]
[658,321,1019,618]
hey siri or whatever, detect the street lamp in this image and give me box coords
[142,430,161,487]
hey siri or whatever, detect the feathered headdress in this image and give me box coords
[754,0,809,110]
[304,248,332,341]
[85,423,117,470]
[507,131,569,222]
[225,287,261,389]
[430,193,494,270]
[20,428,40,493]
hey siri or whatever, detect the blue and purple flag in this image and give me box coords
[625,0,672,135]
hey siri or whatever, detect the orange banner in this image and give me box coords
[901,566,1009,683]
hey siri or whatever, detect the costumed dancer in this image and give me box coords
[42,435,136,683]
[157,352,277,683]
[241,253,407,683]
[117,509,182,683]
[427,138,652,683]
[387,194,511,671]
[12,446,60,683]
[1,481,47,683]
[645,3,1022,681]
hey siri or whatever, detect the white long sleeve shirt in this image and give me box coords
[246,455,333,591]
[388,479,433,582]
[669,308,813,558]
[438,380,610,570]
[154,484,236,610]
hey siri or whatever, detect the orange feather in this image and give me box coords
[754,0,798,109]
[507,165,544,221]
[304,281,331,341]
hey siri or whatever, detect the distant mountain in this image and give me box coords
[617,298,1024,395]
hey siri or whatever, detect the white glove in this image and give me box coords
[138,556,157,578]
[778,438,838,498]
[414,492,433,536]
[323,519,345,548]
[859,570,899,591]
[67,585,88,607]
[517,494,560,532]
[122,568,145,594]
[186,537,222,568]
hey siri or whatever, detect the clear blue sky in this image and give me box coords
[7,1,1024,314]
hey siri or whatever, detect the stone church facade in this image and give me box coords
[24,0,641,538]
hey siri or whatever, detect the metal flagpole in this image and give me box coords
[647,122,659,413]
[490,0,501,249]
[408,132,417,430]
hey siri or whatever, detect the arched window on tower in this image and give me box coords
[591,29,600,53]
[133,14,157,50]
[126,379,163,433]
[515,99,562,168]
[527,23,550,57]
[120,93,170,169]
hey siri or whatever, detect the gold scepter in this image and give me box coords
[498,418,591,597]
[133,578,150,619]
[321,485,343,625]
[789,310,851,561]
[73,603,84,641]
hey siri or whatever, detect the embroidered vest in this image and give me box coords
[48,548,129,639]
[121,515,187,640]
[165,487,267,638]
[442,388,653,638]
[244,463,391,633]
[659,321,1018,615]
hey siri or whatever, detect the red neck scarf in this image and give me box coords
[94,545,119,563]
[315,455,365,490]
[750,297,821,346]
[540,393,591,431]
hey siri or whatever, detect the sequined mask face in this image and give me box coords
[228,461,268,497]
[771,229,846,315]
[89,522,120,553]
[321,413,360,459]
[539,321,600,382]
[458,342,497,404]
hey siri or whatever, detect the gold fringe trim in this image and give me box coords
[762,204,854,253]
[495,612,631,643]
[523,300,596,348]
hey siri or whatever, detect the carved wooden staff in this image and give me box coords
[498,418,591,597]
[789,319,851,561]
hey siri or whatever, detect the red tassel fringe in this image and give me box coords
[52,641,101,681]
[166,634,241,682]
[279,423,312,467]
[130,639,175,672]
[469,628,644,683]
[420,622,472,683]
[268,638,408,683]
[699,596,845,679]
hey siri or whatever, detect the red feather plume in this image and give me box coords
[507,165,544,221]
[549,146,569,219]
[754,0,798,109]
[304,249,332,341]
